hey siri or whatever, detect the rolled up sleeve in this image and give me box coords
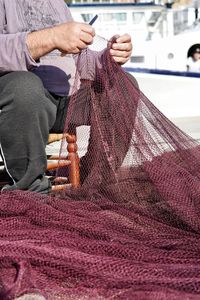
[0,31,38,72]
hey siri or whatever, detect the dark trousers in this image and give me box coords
[0,71,70,192]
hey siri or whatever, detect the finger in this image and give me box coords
[111,42,132,52]
[77,39,89,50]
[108,34,120,43]
[72,48,80,54]
[112,56,129,64]
[80,23,95,36]
[107,34,120,49]
[61,47,80,56]
[110,49,131,58]
[80,31,94,45]
[116,33,131,43]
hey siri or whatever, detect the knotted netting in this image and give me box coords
[1,38,200,300]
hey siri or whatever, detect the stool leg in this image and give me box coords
[66,134,80,188]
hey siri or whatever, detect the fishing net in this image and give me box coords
[1,37,200,300]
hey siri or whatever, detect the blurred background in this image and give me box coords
[65,0,200,146]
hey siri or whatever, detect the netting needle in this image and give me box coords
[89,15,98,25]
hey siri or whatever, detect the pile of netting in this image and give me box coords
[1,39,200,300]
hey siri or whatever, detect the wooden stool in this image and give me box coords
[47,133,80,191]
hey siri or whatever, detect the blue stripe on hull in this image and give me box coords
[124,67,200,78]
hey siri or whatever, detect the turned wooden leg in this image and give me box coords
[66,134,80,188]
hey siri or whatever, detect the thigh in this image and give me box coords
[0,71,52,108]
[0,71,57,128]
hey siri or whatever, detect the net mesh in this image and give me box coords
[1,39,200,300]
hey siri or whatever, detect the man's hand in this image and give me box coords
[26,21,95,60]
[53,22,95,54]
[109,34,132,65]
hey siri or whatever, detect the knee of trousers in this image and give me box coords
[0,71,52,113]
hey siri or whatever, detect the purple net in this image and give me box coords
[1,40,200,299]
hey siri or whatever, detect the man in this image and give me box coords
[0,0,132,193]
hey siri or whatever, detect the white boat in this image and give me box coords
[125,25,200,71]
[69,2,200,72]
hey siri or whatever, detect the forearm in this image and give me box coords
[26,27,56,61]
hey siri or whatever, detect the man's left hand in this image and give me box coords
[109,34,132,65]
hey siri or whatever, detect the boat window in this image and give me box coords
[132,12,145,24]
[99,13,127,22]
[147,11,161,26]
[173,10,188,34]
[81,14,94,22]
[130,56,145,63]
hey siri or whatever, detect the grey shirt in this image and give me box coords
[0,0,94,95]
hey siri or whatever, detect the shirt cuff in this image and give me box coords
[23,32,39,70]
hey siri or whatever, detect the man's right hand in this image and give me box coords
[26,21,95,61]
[53,21,95,54]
